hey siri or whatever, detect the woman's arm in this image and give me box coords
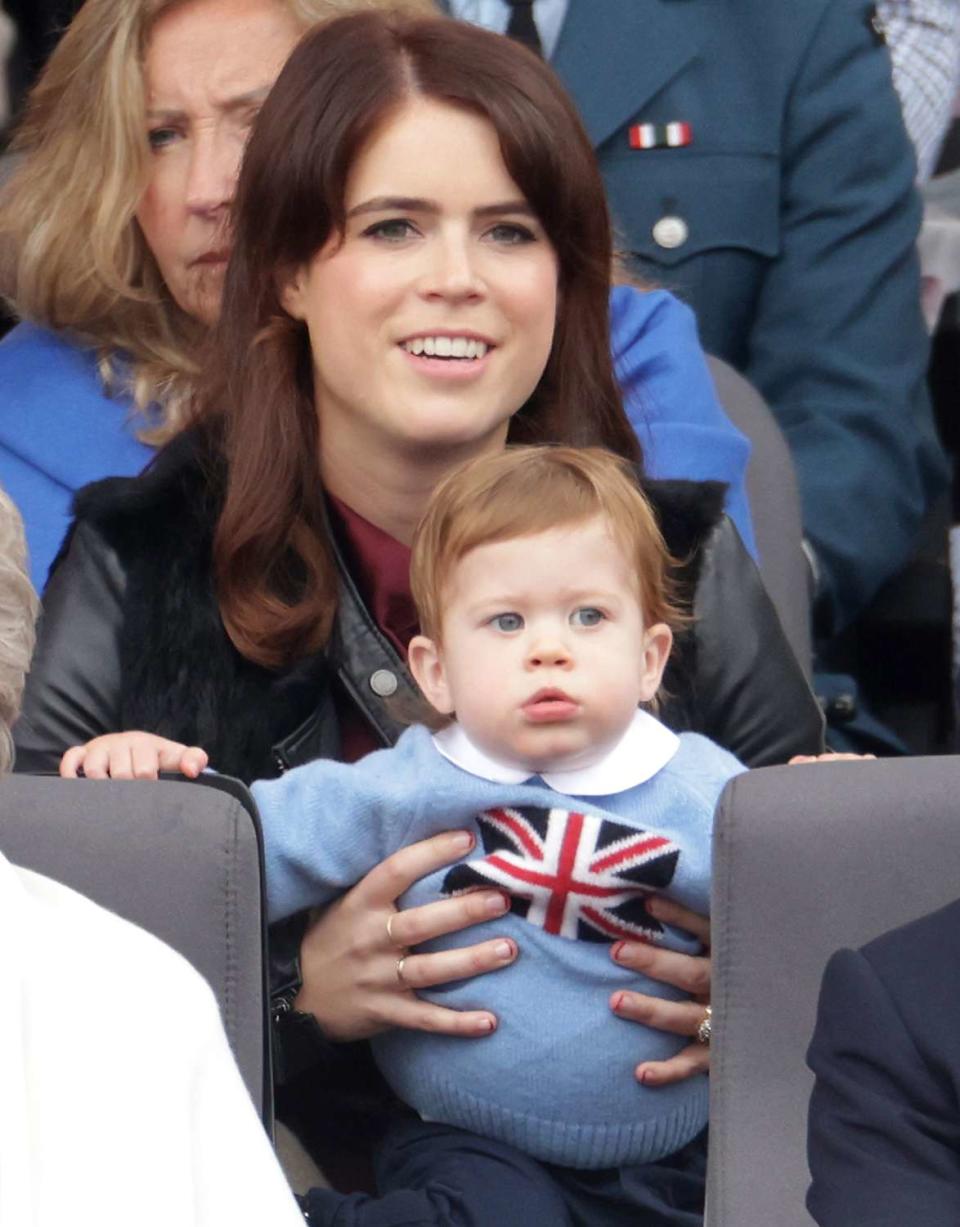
[610,285,756,558]
[15,521,126,772]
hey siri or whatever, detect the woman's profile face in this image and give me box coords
[136,0,302,324]
[281,97,559,468]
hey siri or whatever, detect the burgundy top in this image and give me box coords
[327,494,419,762]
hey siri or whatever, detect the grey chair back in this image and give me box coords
[706,355,812,679]
[0,772,271,1123]
[708,758,960,1227]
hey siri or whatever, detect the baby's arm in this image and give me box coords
[59,732,208,780]
[251,740,429,924]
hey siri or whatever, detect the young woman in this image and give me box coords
[14,13,823,1220]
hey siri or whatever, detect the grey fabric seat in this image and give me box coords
[707,758,960,1227]
[707,355,812,680]
[0,771,271,1123]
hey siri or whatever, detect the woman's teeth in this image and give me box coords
[403,336,489,359]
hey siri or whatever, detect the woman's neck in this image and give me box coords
[320,431,507,546]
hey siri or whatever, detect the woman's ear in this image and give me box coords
[408,634,454,715]
[637,622,673,704]
[278,266,307,320]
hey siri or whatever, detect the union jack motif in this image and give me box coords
[442,805,680,943]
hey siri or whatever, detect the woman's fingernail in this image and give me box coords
[646,896,663,915]
[486,892,510,915]
[611,991,625,1012]
[636,1065,649,1085]
[494,940,514,960]
[478,1016,496,1033]
[451,831,474,852]
[612,941,625,962]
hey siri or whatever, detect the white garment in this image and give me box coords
[879,0,960,180]
[0,851,303,1227]
[447,0,568,59]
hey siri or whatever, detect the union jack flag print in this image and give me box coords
[442,806,680,943]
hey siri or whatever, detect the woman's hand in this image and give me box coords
[609,896,712,1086]
[295,829,518,1042]
[59,732,209,780]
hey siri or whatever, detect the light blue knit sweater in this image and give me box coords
[253,723,745,1168]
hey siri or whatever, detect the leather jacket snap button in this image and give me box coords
[369,669,398,697]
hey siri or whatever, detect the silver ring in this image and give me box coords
[396,955,410,987]
[386,913,401,947]
[696,1005,712,1045]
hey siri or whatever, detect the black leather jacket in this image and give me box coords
[14,430,823,776]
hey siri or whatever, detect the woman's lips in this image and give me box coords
[192,249,231,266]
[521,689,579,723]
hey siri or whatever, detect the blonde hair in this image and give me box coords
[0,489,38,776]
[410,445,687,646]
[0,0,436,444]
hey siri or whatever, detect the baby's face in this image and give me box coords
[411,516,671,773]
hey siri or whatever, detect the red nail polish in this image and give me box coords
[612,941,625,962]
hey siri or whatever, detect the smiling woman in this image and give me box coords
[280,100,559,485]
[17,10,822,1223]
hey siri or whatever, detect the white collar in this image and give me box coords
[432,709,679,796]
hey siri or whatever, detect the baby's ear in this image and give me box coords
[638,622,673,704]
[407,635,454,715]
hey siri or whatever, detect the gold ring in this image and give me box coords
[386,913,400,946]
[396,955,409,987]
[696,1004,712,1045]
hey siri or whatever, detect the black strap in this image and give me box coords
[505,0,542,55]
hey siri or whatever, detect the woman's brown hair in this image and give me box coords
[203,11,643,668]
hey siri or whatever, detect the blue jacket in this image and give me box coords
[0,324,155,592]
[0,292,753,592]
[541,0,946,631]
[254,720,746,1169]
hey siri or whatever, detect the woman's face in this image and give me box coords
[281,98,560,467]
[136,0,302,324]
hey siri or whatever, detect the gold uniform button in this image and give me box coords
[652,215,689,250]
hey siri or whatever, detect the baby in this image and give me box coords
[63,446,745,1175]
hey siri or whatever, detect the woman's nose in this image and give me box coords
[419,234,484,303]
[185,134,238,216]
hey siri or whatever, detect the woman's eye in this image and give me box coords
[490,612,524,633]
[363,219,417,242]
[486,222,536,245]
[571,607,605,627]
[147,127,179,152]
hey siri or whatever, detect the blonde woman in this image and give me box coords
[0,0,755,592]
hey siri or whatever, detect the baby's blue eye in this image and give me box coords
[571,607,604,627]
[491,612,524,632]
